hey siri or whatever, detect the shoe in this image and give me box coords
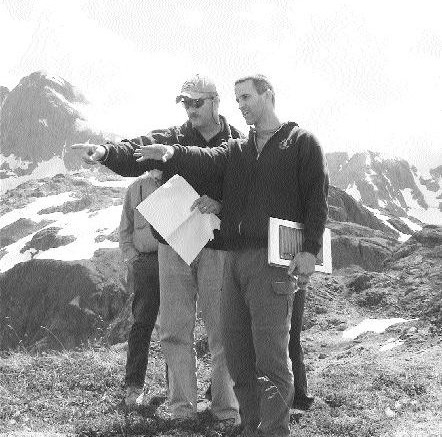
[212,417,239,434]
[292,394,314,411]
[124,386,148,408]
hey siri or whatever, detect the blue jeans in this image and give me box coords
[124,252,160,388]
[221,248,294,437]
[158,244,239,421]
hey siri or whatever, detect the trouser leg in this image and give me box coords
[125,253,160,388]
[248,252,294,437]
[289,288,309,400]
[158,244,197,418]
[221,251,260,431]
[197,248,239,422]
[223,249,294,437]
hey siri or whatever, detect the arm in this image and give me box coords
[300,133,329,256]
[288,132,329,279]
[119,187,139,263]
[135,142,232,186]
[71,130,175,177]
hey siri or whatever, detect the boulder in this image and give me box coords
[0,248,128,351]
[328,220,399,271]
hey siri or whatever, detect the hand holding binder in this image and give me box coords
[268,217,332,274]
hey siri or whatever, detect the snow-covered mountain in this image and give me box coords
[0,71,115,194]
[327,151,442,227]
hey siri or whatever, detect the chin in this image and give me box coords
[189,119,200,128]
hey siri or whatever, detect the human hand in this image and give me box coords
[287,251,316,288]
[191,195,222,214]
[71,143,106,164]
[133,144,174,162]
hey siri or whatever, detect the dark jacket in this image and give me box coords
[170,122,329,255]
[101,116,243,249]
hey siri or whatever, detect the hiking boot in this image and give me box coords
[212,417,240,434]
[124,386,148,408]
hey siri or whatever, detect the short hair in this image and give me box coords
[235,74,275,105]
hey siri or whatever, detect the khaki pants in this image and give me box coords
[221,248,295,437]
[158,243,239,421]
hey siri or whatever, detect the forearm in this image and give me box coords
[300,138,329,255]
[103,140,163,177]
[171,144,228,183]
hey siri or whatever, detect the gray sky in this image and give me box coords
[1,0,441,171]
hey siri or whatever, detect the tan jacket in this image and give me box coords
[119,172,161,262]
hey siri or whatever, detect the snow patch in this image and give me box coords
[364,169,378,191]
[0,153,32,170]
[364,206,410,241]
[399,217,421,233]
[0,203,122,273]
[0,156,68,194]
[87,176,135,188]
[0,192,75,229]
[342,318,416,340]
[345,182,362,201]
[69,295,81,308]
[401,188,441,225]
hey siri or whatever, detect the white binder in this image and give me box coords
[268,217,332,273]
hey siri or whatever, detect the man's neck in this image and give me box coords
[196,119,222,142]
[253,112,281,154]
[254,112,281,133]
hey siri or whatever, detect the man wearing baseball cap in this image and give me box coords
[72,74,242,428]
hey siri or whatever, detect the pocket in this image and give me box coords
[272,280,296,319]
[272,280,297,296]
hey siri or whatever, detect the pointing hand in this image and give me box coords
[71,143,106,164]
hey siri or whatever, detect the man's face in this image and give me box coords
[235,80,265,126]
[182,96,215,128]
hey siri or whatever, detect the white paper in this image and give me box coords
[136,175,220,265]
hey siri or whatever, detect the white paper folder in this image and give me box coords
[268,217,332,273]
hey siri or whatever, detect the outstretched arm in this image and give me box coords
[71,143,106,164]
[71,139,166,177]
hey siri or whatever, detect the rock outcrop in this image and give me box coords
[326,151,442,225]
[342,225,442,331]
[0,249,128,351]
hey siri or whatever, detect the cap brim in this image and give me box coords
[176,91,217,103]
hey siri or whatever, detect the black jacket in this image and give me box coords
[170,122,329,255]
[101,116,243,249]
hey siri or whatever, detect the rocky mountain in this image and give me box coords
[326,151,441,227]
[0,71,113,193]
[0,86,9,110]
[0,171,412,350]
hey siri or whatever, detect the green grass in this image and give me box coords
[1,307,441,437]
[1,340,441,437]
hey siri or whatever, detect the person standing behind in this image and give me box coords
[119,170,163,408]
[72,75,242,426]
[131,74,329,437]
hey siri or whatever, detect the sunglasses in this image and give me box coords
[180,97,213,109]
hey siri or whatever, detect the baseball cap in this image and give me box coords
[175,74,218,103]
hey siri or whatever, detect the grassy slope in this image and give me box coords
[1,277,441,437]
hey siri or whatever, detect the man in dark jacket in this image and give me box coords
[72,75,242,425]
[131,74,329,437]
